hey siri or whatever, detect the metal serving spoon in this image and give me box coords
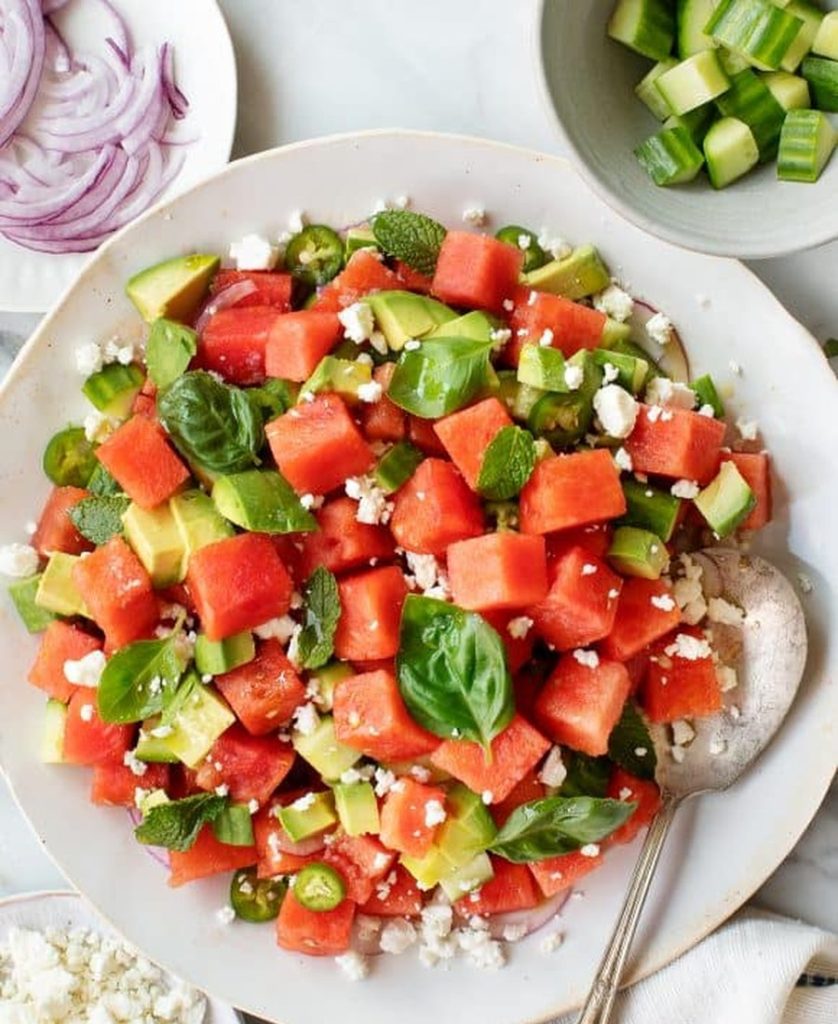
[575,548,808,1024]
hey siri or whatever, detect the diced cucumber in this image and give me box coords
[82,363,144,418]
[344,226,380,258]
[706,0,806,70]
[135,717,179,763]
[213,804,255,847]
[635,125,706,184]
[307,661,353,713]
[194,631,256,676]
[610,337,666,383]
[663,105,716,142]
[636,59,679,120]
[41,699,67,764]
[517,343,569,392]
[292,715,360,781]
[619,479,683,541]
[438,852,495,902]
[812,10,838,60]
[608,0,676,61]
[277,791,337,842]
[8,575,57,633]
[656,51,731,114]
[691,373,725,416]
[522,245,611,300]
[715,68,786,159]
[801,55,838,111]
[703,116,760,186]
[777,108,837,182]
[718,46,752,73]
[334,782,380,836]
[592,349,650,394]
[676,0,719,57]
[778,1,824,73]
[35,553,88,618]
[374,442,424,494]
[601,318,633,346]
[496,371,546,422]
[694,460,756,536]
[761,69,811,109]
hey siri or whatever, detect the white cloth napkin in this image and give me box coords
[555,908,838,1024]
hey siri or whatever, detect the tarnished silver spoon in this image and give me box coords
[575,548,808,1024]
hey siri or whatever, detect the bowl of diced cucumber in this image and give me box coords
[537,0,838,257]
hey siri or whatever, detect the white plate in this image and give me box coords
[0,890,241,1022]
[0,0,237,313]
[0,132,836,1024]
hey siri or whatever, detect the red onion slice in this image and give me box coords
[270,828,327,857]
[631,298,691,383]
[0,0,46,148]
[478,890,569,940]
[194,280,259,334]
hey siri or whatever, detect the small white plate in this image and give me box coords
[0,890,242,1022]
[0,0,237,313]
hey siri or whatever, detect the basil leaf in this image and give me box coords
[212,470,317,534]
[371,210,447,278]
[247,378,298,423]
[477,425,537,501]
[387,337,494,419]
[68,495,130,545]
[608,701,657,780]
[296,567,341,670]
[396,595,514,749]
[97,634,186,724]
[146,318,198,390]
[135,793,228,852]
[87,463,122,497]
[490,796,636,863]
[559,752,612,798]
[157,371,264,475]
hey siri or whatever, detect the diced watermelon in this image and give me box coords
[91,761,170,806]
[298,497,395,579]
[433,397,512,490]
[394,260,434,294]
[359,364,407,442]
[63,690,134,766]
[210,269,293,310]
[519,451,626,535]
[169,825,257,887]
[546,523,613,565]
[390,458,484,556]
[132,378,157,418]
[529,848,604,897]
[456,857,541,915]
[215,639,305,735]
[264,311,342,382]
[96,416,189,509]
[379,777,447,858]
[447,533,548,611]
[253,802,321,879]
[600,578,681,661]
[265,394,374,495]
[625,405,726,484]
[27,621,102,703]
[528,546,622,651]
[312,250,399,312]
[360,864,423,917]
[276,890,356,956]
[333,668,440,761]
[430,714,550,804]
[490,771,546,827]
[199,307,279,385]
[534,654,632,757]
[408,415,448,456]
[194,723,295,806]
[187,533,293,641]
[32,486,92,557]
[641,626,722,722]
[720,450,771,530]
[73,536,159,649]
[482,610,536,674]
[605,768,661,846]
[323,833,396,905]
[333,567,408,661]
[505,286,606,363]
[431,231,523,314]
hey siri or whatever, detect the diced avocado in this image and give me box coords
[136,788,170,816]
[82,363,144,418]
[608,525,670,579]
[213,803,256,846]
[401,846,458,891]
[8,575,57,633]
[436,783,497,867]
[427,310,498,343]
[367,291,457,350]
[300,356,373,403]
[609,338,664,384]
[619,479,682,542]
[344,226,381,257]
[170,490,234,564]
[485,500,521,533]
[517,343,568,392]
[374,442,424,494]
[496,370,546,422]
[438,851,495,902]
[135,717,179,764]
[126,253,220,324]
[157,680,235,768]
[523,245,611,300]
[194,631,255,676]
[334,782,380,836]
[277,791,337,842]
[122,501,186,587]
[592,349,649,394]
[307,661,354,713]
[292,715,361,781]
[35,553,88,618]
[601,318,632,346]
[41,699,67,764]
[212,470,316,535]
[694,461,756,537]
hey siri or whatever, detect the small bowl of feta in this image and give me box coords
[535,0,838,258]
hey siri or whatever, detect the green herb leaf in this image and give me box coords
[97,634,186,724]
[559,752,612,798]
[387,337,494,419]
[397,595,514,750]
[87,464,122,497]
[296,567,341,670]
[608,701,657,780]
[68,495,130,545]
[823,338,838,359]
[247,378,298,423]
[135,793,228,852]
[212,470,317,534]
[157,371,264,475]
[371,210,447,278]
[146,318,198,390]
[477,425,537,501]
[490,796,636,863]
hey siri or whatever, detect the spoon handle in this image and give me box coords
[574,793,681,1024]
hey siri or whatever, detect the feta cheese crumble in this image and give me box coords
[645,378,696,410]
[650,593,676,612]
[379,919,418,955]
[228,233,279,271]
[593,384,638,438]
[645,311,673,347]
[671,719,695,746]
[357,380,383,404]
[335,951,370,981]
[665,632,712,661]
[707,597,745,626]
[735,417,759,441]
[613,446,633,472]
[671,478,700,499]
[462,205,487,227]
[345,475,393,525]
[122,750,147,777]
[540,930,565,954]
[593,284,634,322]
[572,649,600,669]
[292,702,320,737]
[537,229,572,261]
[581,563,598,577]
[74,341,104,376]
[0,543,39,578]
[507,615,534,640]
[539,746,567,788]
[254,615,298,643]
[338,302,375,344]
[579,843,600,858]
[404,551,450,600]
[564,364,584,391]
[63,650,106,688]
[424,799,447,827]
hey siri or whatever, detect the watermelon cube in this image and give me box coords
[390,458,484,556]
[96,416,189,509]
[433,397,512,490]
[600,577,681,661]
[519,450,626,535]
[432,231,524,314]
[447,532,548,611]
[625,405,726,484]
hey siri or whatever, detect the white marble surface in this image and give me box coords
[0,0,835,949]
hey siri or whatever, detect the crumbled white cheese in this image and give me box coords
[645,378,696,410]
[634,747,648,758]
[540,930,565,954]
[335,951,370,981]
[564,364,584,391]
[650,593,676,612]
[345,475,393,525]
[247,799,260,815]
[698,404,715,417]
[539,746,567,788]
[645,312,673,347]
[424,799,447,828]
[665,632,712,661]
[299,493,324,511]
[79,704,94,723]
[357,380,383,404]
[374,768,397,797]
[735,417,758,441]
[338,302,375,344]
[618,786,633,802]
[254,615,298,643]
[404,551,450,600]
[593,284,634,322]
[228,233,279,271]
[581,563,598,577]
[455,923,506,970]
[716,665,738,693]
[593,384,638,438]
[0,543,39,578]
[502,923,528,943]
[502,298,515,313]
[122,750,147,777]
[602,362,620,384]
[291,792,316,811]
[507,615,534,640]
[292,702,320,737]
[707,597,745,626]
[671,719,695,746]
[537,229,572,261]
[797,572,813,594]
[462,205,487,227]
[538,328,554,348]
[517,234,532,251]
[83,411,116,443]
[572,649,600,669]
[404,338,421,352]
[613,446,633,472]
[481,790,494,805]
[671,479,700,500]
[728,360,742,376]
[75,341,104,376]
[709,734,727,755]
[670,745,686,764]
[288,210,306,234]
[63,650,106,688]
[379,919,418,955]
[579,843,600,858]
[489,327,512,355]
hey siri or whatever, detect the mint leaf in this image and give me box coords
[608,701,657,780]
[296,567,341,670]
[135,793,228,852]
[87,464,122,496]
[371,210,447,277]
[387,337,494,419]
[477,425,537,501]
[97,634,186,724]
[146,318,198,390]
[68,495,130,545]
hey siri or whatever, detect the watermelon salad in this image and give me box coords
[0,207,771,978]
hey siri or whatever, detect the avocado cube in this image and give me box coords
[427,309,498,343]
[367,291,457,350]
[438,851,495,901]
[135,717,180,764]
[194,631,256,677]
[300,356,373,404]
[592,348,650,394]
[212,470,316,534]
[157,682,235,768]
[136,788,170,816]
[35,553,88,618]
[344,227,380,257]
[308,661,354,712]
[334,782,380,836]
[41,699,67,764]
[292,715,361,781]
[619,479,682,541]
[523,245,611,300]
[608,526,670,579]
[8,575,57,633]
[517,343,568,392]
[122,501,186,587]
[436,783,497,867]
[400,846,459,891]
[170,490,234,563]
[694,461,756,538]
[277,791,337,842]
[601,319,633,346]
[126,253,220,324]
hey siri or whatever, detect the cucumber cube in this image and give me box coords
[374,442,424,494]
[801,55,838,112]
[703,116,760,187]
[715,68,786,160]
[778,108,837,183]
[592,349,650,394]
[656,51,731,114]
[694,461,756,536]
[608,526,670,579]
[636,59,679,120]
[619,480,682,541]
[82,362,144,418]
[8,575,57,633]
[307,661,353,713]
[676,0,719,58]
[135,717,180,764]
[760,70,811,109]
[691,373,725,417]
[706,0,807,71]
[779,0,824,73]
[608,0,676,61]
[41,699,67,764]
[212,804,256,847]
[663,105,715,143]
[635,126,706,185]
[813,11,838,60]
[344,227,380,258]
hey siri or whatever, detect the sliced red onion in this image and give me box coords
[126,807,170,869]
[270,827,326,858]
[194,280,259,334]
[43,0,73,12]
[0,0,46,148]
[478,890,569,940]
[631,298,691,383]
